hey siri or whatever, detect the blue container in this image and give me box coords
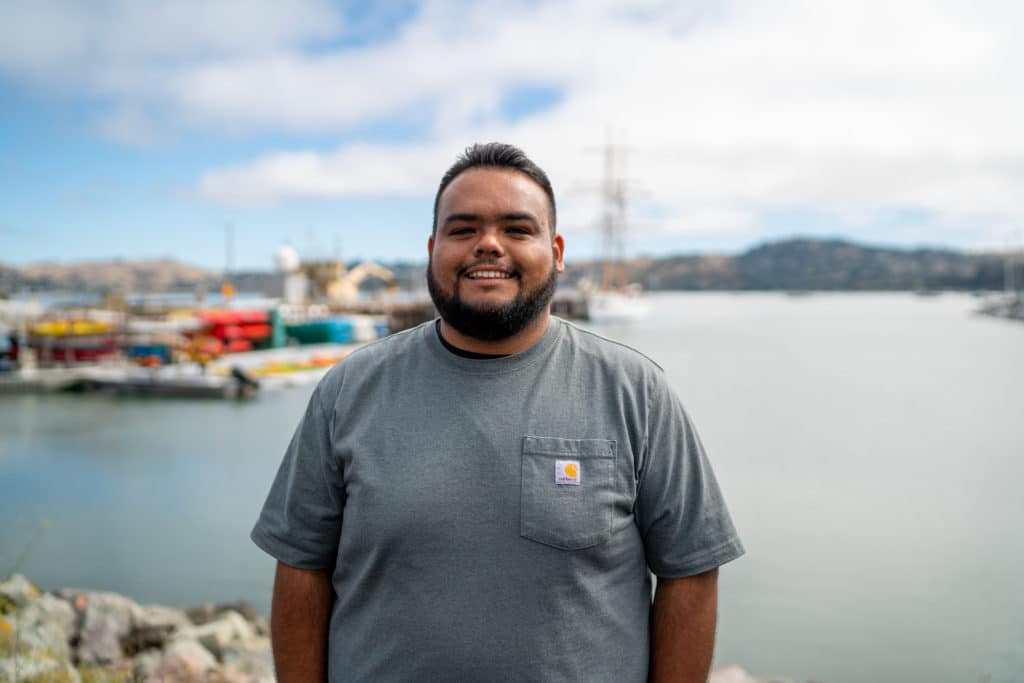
[127,344,172,363]
[286,319,355,344]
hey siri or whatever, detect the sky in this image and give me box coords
[1,0,1022,270]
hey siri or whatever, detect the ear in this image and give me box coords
[552,234,565,273]
[427,235,435,256]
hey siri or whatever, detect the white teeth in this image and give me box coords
[467,270,512,279]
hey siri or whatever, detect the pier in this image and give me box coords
[0,286,591,400]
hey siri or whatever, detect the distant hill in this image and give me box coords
[562,238,1007,291]
[733,239,1002,290]
[0,258,218,295]
[0,239,1009,295]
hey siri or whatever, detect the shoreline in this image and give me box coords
[1,574,272,683]
[2,574,782,683]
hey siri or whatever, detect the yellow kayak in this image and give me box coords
[31,320,114,337]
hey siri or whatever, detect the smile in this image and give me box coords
[464,270,515,280]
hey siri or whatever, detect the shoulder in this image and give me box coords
[343,319,432,366]
[316,320,433,397]
[554,317,666,379]
[550,318,676,408]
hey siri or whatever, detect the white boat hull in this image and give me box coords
[587,291,651,323]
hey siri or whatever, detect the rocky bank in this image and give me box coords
[1,574,782,683]
[1,575,272,682]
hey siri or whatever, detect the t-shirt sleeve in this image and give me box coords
[251,382,345,570]
[635,373,744,578]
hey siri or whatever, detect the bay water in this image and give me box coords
[1,292,1022,682]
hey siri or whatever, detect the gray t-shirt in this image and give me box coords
[252,317,743,682]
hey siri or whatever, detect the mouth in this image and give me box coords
[461,265,518,281]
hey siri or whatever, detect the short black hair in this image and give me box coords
[432,142,557,236]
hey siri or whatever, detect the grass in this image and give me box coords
[76,665,139,683]
[0,517,52,581]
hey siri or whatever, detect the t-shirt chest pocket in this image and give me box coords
[519,435,617,550]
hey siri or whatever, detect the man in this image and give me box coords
[252,142,744,682]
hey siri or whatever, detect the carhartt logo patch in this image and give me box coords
[555,460,581,485]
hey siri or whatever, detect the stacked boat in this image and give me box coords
[28,318,119,364]
[0,304,389,399]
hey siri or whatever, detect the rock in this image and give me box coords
[59,589,142,665]
[178,610,256,661]
[131,648,165,681]
[709,666,794,683]
[137,604,193,633]
[222,634,274,683]
[0,574,41,610]
[0,650,80,683]
[124,604,193,655]
[184,603,218,625]
[151,637,219,682]
[251,614,270,637]
[710,666,759,683]
[186,601,261,626]
[10,593,77,660]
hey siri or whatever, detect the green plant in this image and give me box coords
[77,665,139,683]
[0,517,52,581]
[0,615,15,656]
[0,592,15,616]
[15,670,76,683]
[0,517,62,683]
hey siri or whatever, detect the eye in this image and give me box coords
[448,226,474,236]
[506,226,531,235]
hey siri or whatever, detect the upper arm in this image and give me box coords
[649,568,720,683]
[272,560,333,608]
[654,568,719,605]
[270,561,333,682]
[252,383,346,570]
[634,373,744,577]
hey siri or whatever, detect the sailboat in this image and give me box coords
[583,138,651,324]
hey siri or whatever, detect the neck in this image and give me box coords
[438,312,551,355]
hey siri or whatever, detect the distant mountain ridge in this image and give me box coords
[579,238,1006,291]
[0,258,218,296]
[0,239,1009,295]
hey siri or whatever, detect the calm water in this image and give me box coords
[2,293,1022,683]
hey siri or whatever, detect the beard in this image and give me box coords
[426,259,559,342]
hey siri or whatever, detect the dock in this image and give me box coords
[0,289,590,400]
[977,294,1024,322]
[0,364,257,399]
[0,343,364,399]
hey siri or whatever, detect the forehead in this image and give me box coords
[438,167,551,223]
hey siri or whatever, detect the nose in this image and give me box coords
[474,228,505,256]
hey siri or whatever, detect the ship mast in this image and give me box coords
[599,134,628,291]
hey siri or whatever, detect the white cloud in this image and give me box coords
[2,0,1023,247]
[198,143,453,204]
[0,0,342,89]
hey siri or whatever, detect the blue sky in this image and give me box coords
[1,1,1021,270]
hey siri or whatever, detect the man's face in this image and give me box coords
[427,167,565,341]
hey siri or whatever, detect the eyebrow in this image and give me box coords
[443,212,540,226]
